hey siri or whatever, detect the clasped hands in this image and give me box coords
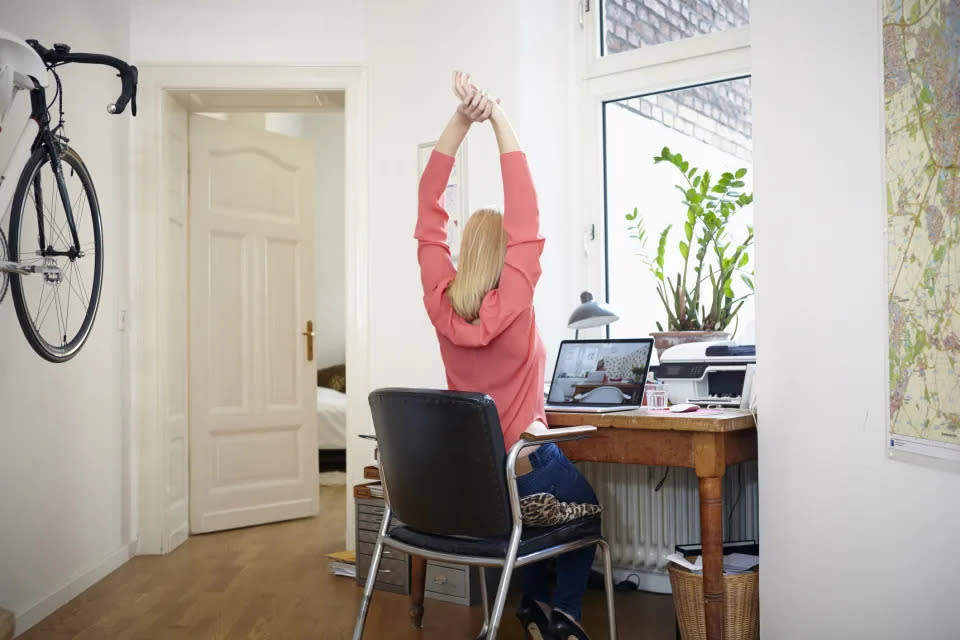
[453,71,501,124]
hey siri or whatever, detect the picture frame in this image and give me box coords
[418,140,468,262]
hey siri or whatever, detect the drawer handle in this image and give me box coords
[382,549,393,556]
[379,568,391,574]
[433,575,448,585]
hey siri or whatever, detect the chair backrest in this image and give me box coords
[367,388,513,538]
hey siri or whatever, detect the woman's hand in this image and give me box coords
[452,70,500,123]
[458,90,497,123]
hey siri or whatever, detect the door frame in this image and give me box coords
[132,65,369,554]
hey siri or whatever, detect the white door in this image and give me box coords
[188,114,318,533]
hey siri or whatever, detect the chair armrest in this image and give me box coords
[519,425,596,444]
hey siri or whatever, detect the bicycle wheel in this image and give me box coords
[0,228,8,305]
[9,144,103,363]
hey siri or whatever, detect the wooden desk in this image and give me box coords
[551,408,757,640]
[406,409,757,640]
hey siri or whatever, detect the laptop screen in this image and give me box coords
[547,339,654,406]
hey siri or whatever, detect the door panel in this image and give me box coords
[189,114,317,534]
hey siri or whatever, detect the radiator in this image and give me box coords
[578,460,759,593]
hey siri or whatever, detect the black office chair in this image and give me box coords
[353,388,617,640]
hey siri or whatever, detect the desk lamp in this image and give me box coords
[567,291,619,339]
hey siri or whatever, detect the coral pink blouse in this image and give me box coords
[415,150,547,450]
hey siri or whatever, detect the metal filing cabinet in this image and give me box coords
[354,495,410,594]
[424,560,481,606]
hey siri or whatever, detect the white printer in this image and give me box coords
[655,341,756,407]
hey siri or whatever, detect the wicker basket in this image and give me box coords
[668,562,759,640]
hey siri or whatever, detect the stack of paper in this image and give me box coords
[666,552,759,575]
[326,550,357,578]
[666,553,703,573]
[721,553,759,574]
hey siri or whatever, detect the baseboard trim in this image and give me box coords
[14,542,135,636]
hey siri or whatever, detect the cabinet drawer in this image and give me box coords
[357,554,408,588]
[357,529,379,545]
[355,542,405,562]
[357,503,384,517]
[357,511,383,529]
[425,562,467,599]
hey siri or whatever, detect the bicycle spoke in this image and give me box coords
[29,190,69,249]
[36,284,58,336]
[74,260,89,303]
[74,189,87,231]
[53,286,66,346]
[65,266,72,335]
[65,263,90,315]
[33,279,49,322]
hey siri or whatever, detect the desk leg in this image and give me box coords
[410,555,426,628]
[694,431,726,640]
[699,476,724,640]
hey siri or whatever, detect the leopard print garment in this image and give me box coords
[519,492,603,528]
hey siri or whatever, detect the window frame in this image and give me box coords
[576,1,752,309]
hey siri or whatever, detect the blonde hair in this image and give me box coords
[447,208,507,322]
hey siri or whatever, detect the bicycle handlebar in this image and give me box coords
[26,40,138,116]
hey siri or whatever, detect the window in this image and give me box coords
[577,0,753,348]
[601,0,750,54]
[603,78,754,342]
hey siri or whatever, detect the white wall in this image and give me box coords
[753,1,960,637]
[130,0,578,547]
[0,1,133,633]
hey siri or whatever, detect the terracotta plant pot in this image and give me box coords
[650,330,730,359]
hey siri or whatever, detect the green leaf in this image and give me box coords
[739,253,749,268]
[731,180,745,188]
[655,225,672,269]
[625,207,638,221]
[741,274,754,290]
[679,241,689,259]
[711,185,726,193]
[693,175,701,188]
[919,86,933,104]
[684,221,694,242]
[735,167,747,178]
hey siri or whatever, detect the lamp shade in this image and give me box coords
[567,291,619,330]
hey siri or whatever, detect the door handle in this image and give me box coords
[302,320,315,362]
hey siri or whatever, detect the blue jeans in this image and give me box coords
[516,443,598,621]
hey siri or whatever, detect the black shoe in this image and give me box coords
[550,610,590,640]
[516,596,555,640]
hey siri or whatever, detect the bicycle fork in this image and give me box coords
[0,133,77,281]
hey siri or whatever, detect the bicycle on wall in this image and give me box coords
[0,29,137,362]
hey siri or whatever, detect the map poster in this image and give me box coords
[885,0,960,462]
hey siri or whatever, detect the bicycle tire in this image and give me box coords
[9,145,103,363]
[0,227,8,305]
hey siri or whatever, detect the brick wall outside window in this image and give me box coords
[603,0,752,160]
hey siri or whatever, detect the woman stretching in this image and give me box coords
[416,71,600,640]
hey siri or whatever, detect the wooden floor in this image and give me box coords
[20,487,676,639]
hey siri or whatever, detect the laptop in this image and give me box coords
[545,338,654,413]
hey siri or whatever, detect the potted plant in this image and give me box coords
[626,146,754,357]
